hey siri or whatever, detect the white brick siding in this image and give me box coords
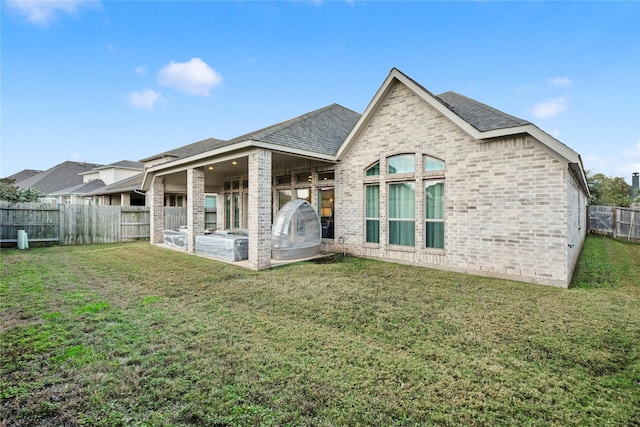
[335,81,584,287]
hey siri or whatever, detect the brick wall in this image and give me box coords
[148,178,165,244]
[248,149,272,270]
[336,81,578,287]
[187,167,205,253]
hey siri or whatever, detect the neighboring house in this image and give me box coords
[142,68,589,288]
[86,173,146,206]
[80,160,144,186]
[14,161,103,197]
[50,179,106,204]
[4,169,43,182]
[81,160,145,206]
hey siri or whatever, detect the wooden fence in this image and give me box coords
[0,202,216,247]
[589,205,640,242]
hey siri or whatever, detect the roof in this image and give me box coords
[86,172,144,196]
[3,169,43,182]
[225,103,361,156]
[15,161,103,194]
[140,138,227,162]
[436,91,530,132]
[93,160,144,171]
[337,67,589,194]
[50,179,106,196]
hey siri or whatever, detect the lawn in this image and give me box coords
[1,236,639,426]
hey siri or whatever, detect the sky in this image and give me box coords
[1,1,639,183]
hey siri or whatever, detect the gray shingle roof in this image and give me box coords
[86,173,144,196]
[94,160,144,170]
[15,161,103,194]
[140,138,227,162]
[436,91,530,132]
[226,103,361,156]
[3,169,43,182]
[51,179,106,196]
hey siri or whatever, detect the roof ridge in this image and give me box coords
[232,103,349,143]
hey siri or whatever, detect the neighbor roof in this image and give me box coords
[15,161,103,194]
[86,172,144,196]
[50,179,106,196]
[93,160,144,171]
[3,169,43,182]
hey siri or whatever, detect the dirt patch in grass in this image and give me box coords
[2,238,639,426]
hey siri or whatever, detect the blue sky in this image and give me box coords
[2,1,639,182]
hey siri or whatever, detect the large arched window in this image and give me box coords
[364,153,446,250]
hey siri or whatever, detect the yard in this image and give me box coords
[1,236,639,426]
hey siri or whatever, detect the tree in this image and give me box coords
[0,178,45,202]
[586,170,632,207]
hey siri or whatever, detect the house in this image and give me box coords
[50,179,107,205]
[86,173,146,206]
[142,68,589,288]
[4,169,44,182]
[13,161,103,200]
[80,160,145,206]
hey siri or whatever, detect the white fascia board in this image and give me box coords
[251,141,337,162]
[140,139,337,191]
[145,140,255,174]
[337,71,398,160]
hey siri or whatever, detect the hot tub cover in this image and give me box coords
[271,199,321,260]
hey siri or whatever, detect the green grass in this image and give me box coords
[1,236,639,426]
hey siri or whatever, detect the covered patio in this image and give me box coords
[140,103,360,270]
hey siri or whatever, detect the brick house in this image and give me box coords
[142,68,589,287]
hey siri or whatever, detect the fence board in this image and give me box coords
[0,202,60,243]
[164,207,187,231]
[1,203,216,247]
[589,205,640,242]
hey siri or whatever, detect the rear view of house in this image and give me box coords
[142,68,589,288]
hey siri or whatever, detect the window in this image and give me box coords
[424,155,445,172]
[365,185,380,243]
[295,172,312,184]
[318,171,334,181]
[296,188,311,202]
[225,193,231,229]
[278,189,292,209]
[388,154,415,174]
[425,181,445,249]
[366,162,380,176]
[233,193,240,228]
[205,194,217,209]
[318,188,334,238]
[388,182,415,246]
[276,175,291,185]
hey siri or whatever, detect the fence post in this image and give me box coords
[612,207,617,239]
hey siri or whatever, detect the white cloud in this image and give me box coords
[135,66,146,77]
[532,97,567,119]
[584,142,640,182]
[547,77,574,88]
[157,58,222,96]
[128,90,162,110]
[7,0,100,26]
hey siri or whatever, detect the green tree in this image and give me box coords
[586,170,632,207]
[0,178,45,202]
